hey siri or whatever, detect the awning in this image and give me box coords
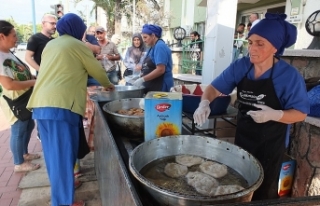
[198,0,261,7]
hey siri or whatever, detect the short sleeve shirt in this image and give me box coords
[100,41,119,71]
[86,34,99,46]
[211,57,310,113]
[27,33,53,65]
[0,51,32,124]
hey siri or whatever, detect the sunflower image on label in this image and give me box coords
[153,93,168,98]
[156,122,180,137]
[144,92,182,141]
[278,159,296,197]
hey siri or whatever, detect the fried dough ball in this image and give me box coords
[116,107,144,116]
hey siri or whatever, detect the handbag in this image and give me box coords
[3,87,33,121]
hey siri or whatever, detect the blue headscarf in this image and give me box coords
[248,13,297,56]
[142,24,162,38]
[56,13,86,41]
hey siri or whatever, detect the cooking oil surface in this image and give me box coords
[140,155,249,197]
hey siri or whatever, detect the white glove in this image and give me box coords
[139,99,145,109]
[193,100,211,126]
[132,77,145,87]
[247,104,283,123]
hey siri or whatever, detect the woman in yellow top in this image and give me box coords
[0,20,40,173]
[27,13,114,206]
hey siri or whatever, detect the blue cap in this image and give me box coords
[142,24,162,38]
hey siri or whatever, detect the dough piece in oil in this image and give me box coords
[186,171,219,196]
[175,155,204,167]
[199,161,228,178]
[214,185,244,196]
[164,163,188,178]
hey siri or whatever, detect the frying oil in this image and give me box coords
[144,92,182,142]
[140,155,249,197]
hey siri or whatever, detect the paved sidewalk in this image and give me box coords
[0,110,42,206]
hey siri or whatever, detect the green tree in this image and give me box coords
[74,0,124,36]
[5,17,43,42]
[74,0,166,36]
[5,17,23,42]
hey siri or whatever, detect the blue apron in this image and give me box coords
[141,39,173,93]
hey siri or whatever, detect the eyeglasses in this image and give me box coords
[96,31,104,34]
[44,21,56,26]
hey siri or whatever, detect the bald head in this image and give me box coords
[249,13,259,23]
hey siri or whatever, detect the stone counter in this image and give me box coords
[268,49,320,198]
[291,116,320,197]
[281,49,320,78]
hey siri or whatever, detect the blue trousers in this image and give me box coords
[37,119,80,206]
[87,76,101,87]
[10,119,35,165]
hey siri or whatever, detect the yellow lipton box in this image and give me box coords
[144,92,182,142]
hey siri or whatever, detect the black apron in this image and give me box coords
[141,40,164,94]
[235,59,287,200]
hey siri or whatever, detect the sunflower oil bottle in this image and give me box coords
[144,92,182,141]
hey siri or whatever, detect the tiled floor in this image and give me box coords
[0,110,42,206]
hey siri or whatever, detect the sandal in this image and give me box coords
[74,180,82,190]
[14,162,41,173]
[71,200,85,206]
[23,153,41,161]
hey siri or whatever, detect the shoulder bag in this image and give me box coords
[2,52,33,121]
[3,87,33,121]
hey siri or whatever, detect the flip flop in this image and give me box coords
[14,162,41,173]
[23,153,41,161]
[71,200,85,206]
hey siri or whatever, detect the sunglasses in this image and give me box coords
[96,31,104,34]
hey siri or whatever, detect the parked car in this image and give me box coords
[17,42,27,51]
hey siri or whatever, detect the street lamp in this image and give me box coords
[173,27,186,47]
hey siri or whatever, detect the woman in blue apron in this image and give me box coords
[132,24,173,93]
[193,13,310,200]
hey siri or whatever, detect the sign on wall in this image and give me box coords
[287,0,302,23]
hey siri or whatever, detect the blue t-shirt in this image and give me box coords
[85,34,100,86]
[212,57,310,146]
[86,34,99,46]
[149,40,174,91]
